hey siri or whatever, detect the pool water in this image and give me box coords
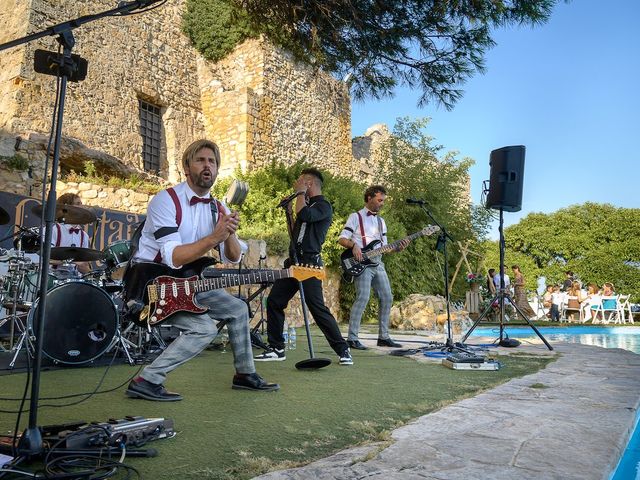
[469,326,640,479]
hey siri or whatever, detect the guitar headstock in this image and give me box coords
[422,225,441,236]
[289,265,326,282]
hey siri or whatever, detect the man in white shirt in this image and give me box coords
[338,185,408,350]
[50,192,91,276]
[493,271,511,292]
[126,139,279,401]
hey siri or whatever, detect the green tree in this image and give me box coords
[481,203,640,297]
[227,0,561,107]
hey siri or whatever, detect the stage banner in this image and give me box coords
[0,191,145,252]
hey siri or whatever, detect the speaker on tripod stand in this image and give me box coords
[463,146,553,351]
[485,145,525,212]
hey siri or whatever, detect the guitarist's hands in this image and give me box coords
[352,243,363,261]
[396,239,411,252]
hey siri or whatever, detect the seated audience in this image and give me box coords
[581,283,600,322]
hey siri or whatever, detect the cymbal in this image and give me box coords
[31,203,96,224]
[50,247,105,262]
[0,205,9,225]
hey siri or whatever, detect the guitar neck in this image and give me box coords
[362,231,425,259]
[194,269,291,292]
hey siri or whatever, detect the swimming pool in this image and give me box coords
[470,325,640,480]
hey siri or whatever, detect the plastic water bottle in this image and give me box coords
[288,325,297,350]
[283,321,289,345]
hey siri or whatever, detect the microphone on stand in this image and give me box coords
[277,191,306,208]
[406,198,427,205]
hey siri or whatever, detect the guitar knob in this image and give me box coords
[159,300,166,306]
[156,308,162,314]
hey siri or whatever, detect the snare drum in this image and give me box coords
[103,240,131,280]
[28,281,118,364]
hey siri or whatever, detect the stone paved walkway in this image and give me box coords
[255,339,640,480]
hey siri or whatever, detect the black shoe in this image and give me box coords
[125,377,183,402]
[232,373,280,392]
[377,338,402,348]
[347,339,368,350]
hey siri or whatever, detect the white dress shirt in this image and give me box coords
[339,208,387,248]
[135,182,246,269]
[51,224,90,248]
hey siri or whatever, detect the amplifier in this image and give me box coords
[41,416,175,450]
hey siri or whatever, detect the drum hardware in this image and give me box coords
[49,246,106,262]
[102,240,131,281]
[31,203,96,225]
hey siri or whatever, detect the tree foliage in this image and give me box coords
[481,203,640,297]
[213,117,489,320]
[220,0,561,108]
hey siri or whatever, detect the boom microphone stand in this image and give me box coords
[461,208,553,350]
[0,0,165,457]
[406,199,471,354]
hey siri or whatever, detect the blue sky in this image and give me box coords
[350,0,640,239]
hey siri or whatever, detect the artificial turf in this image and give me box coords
[0,330,554,479]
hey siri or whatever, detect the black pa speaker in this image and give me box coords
[485,145,525,212]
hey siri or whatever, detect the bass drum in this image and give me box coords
[29,281,118,364]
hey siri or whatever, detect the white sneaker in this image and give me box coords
[254,348,286,361]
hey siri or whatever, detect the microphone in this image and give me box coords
[277,190,305,208]
[406,198,426,205]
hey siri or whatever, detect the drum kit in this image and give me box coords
[0,203,157,369]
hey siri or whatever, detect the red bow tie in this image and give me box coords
[366,211,377,216]
[190,196,213,206]
[68,227,81,234]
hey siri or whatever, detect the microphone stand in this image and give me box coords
[0,0,166,458]
[412,202,472,354]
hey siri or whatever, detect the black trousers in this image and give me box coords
[266,277,348,355]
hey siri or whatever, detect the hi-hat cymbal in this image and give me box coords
[0,206,9,225]
[31,203,96,224]
[50,247,105,262]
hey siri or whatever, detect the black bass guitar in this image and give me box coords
[340,225,440,280]
[122,257,325,327]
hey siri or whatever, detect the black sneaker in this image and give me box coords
[254,348,286,361]
[339,350,353,366]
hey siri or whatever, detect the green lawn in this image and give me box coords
[0,331,555,479]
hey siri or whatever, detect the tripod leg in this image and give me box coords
[461,293,502,343]
[509,300,554,351]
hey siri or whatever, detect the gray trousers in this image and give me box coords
[141,288,255,385]
[348,262,393,341]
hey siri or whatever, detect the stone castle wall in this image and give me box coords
[199,37,353,177]
[0,0,205,182]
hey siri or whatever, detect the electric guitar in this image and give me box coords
[340,225,440,280]
[122,257,325,327]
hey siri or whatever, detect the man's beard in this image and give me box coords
[192,171,214,189]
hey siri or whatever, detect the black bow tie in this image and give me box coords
[68,227,81,234]
[190,196,213,206]
[366,211,377,216]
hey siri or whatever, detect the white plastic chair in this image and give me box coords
[617,294,632,323]
[591,295,620,324]
[562,295,581,322]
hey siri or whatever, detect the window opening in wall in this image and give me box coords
[139,99,162,174]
